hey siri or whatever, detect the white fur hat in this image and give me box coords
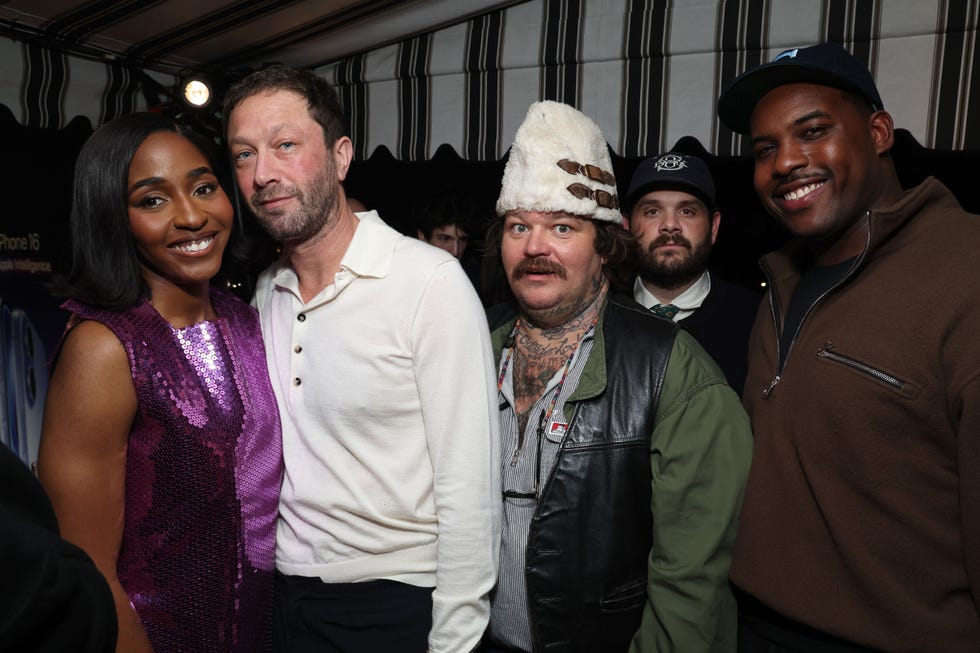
[496,101,621,224]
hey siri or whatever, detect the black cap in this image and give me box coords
[717,42,884,134]
[623,153,716,214]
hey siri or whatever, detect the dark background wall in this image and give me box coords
[344,129,980,295]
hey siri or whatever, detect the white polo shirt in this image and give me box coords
[253,211,501,653]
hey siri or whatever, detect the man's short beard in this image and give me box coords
[636,234,712,291]
[251,165,336,244]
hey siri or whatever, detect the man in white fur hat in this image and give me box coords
[481,101,753,653]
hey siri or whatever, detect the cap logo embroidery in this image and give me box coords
[654,154,687,172]
[774,48,799,61]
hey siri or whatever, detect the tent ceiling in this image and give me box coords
[0,0,518,75]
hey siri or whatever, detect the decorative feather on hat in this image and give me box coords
[496,101,621,224]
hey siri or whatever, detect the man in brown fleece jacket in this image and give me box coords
[717,42,980,652]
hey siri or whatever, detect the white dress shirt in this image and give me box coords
[633,271,711,322]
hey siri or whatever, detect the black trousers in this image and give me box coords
[736,590,880,653]
[273,571,434,653]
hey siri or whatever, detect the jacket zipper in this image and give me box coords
[816,342,905,389]
[761,215,872,399]
[760,264,782,398]
[762,375,781,398]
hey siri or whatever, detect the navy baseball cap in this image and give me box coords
[717,42,884,134]
[623,153,716,214]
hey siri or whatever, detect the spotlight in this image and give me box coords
[182,79,212,108]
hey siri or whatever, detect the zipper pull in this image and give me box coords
[763,375,781,398]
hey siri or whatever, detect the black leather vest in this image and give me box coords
[491,295,677,652]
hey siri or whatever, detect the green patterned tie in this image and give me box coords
[651,303,679,320]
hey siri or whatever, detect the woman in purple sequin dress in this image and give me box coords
[38,113,282,653]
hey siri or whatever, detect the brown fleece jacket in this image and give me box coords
[734,177,980,652]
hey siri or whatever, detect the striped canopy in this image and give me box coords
[2,0,978,159]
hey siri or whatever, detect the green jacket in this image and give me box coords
[490,295,753,652]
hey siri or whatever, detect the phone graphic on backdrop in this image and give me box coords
[0,299,49,467]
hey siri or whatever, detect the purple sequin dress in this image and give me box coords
[64,289,282,652]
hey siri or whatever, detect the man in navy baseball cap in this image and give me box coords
[717,41,883,134]
[623,152,718,214]
[622,153,759,395]
[718,42,980,653]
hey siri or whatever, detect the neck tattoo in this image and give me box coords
[508,287,605,434]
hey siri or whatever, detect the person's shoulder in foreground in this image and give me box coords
[1,442,117,652]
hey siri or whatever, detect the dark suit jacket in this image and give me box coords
[677,273,762,397]
[0,443,117,652]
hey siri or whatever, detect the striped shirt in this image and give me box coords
[487,330,596,651]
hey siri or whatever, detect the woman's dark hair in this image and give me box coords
[223,64,348,146]
[51,112,212,310]
[483,214,638,295]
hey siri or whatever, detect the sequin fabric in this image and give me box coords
[64,290,282,652]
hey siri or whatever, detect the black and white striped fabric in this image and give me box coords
[317,0,980,159]
[2,0,977,158]
[0,35,173,130]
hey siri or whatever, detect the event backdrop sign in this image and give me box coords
[0,109,90,468]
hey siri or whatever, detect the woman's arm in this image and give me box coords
[38,320,153,653]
